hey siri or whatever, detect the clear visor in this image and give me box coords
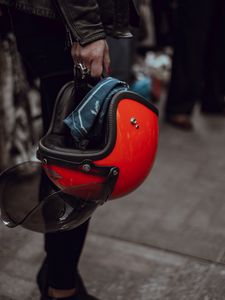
[0,162,113,233]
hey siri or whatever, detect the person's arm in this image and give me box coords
[55,0,110,77]
[55,0,106,46]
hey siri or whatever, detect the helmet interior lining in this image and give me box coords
[37,82,158,163]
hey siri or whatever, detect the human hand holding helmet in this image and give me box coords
[71,39,110,78]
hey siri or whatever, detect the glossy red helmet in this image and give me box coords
[0,79,158,233]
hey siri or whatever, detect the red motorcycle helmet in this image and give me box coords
[0,77,158,233]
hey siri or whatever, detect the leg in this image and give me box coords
[165,0,212,120]
[107,36,133,83]
[10,10,90,298]
[39,73,91,297]
[201,0,225,113]
[44,221,90,290]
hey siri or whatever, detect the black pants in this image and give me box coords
[165,0,225,116]
[10,10,90,290]
[151,0,176,48]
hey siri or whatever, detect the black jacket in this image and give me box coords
[0,0,140,45]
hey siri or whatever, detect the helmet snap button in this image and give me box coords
[130,117,137,125]
[113,169,119,176]
[82,164,91,172]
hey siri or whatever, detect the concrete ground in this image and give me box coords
[1,107,225,300]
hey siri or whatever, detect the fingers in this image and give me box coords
[71,40,110,78]
[90,58,103,78]
[71,43,92,70]
[103,43,111,76]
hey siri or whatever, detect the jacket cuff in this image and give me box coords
[72,30,106,46]
[54,0,106,46]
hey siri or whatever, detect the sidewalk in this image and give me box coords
[0,108,225,300]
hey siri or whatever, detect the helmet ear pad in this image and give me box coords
[40,81,109,157]
[42,82,76,149]
[43,81,93,150]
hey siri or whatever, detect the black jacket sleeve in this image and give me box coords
[55,0,106,46]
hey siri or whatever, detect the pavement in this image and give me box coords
[1,105,225,300]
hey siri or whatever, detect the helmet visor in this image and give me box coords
[0,162,113,233]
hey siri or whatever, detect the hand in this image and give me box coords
[71,39,110,78]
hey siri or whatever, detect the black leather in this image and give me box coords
[43,78,92,149]
[55,0,140,45]
[0,0,140,45]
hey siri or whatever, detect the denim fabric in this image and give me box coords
[64,77,128,149]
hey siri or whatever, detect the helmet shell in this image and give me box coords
[38,87,158,200]
[96,97,158,198]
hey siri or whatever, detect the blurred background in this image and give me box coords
[1,0,225,299]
